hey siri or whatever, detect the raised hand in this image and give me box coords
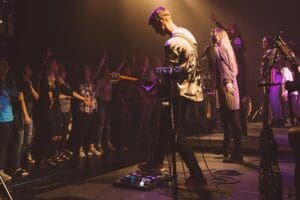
[209,12,216,22]
[99,49,107,65]
[103,49,107,58]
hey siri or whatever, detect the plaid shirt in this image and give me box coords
[78,82,97,114]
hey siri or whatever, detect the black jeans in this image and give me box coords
[96,100,112,145]
[59,111,72,152]
[220,109,242,154]
[288,128,300,200]
[0,122,14,170]
[153,96,204,178]
[71,110,96,150]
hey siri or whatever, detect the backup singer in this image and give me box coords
[210,27,243,163]
[261,36,284,127]
[138,6,206,187]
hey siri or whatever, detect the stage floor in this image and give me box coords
[17,152,294,200]
[8,123,296,200]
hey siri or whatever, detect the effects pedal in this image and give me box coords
[113,170,170,191]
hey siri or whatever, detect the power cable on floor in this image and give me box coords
[198,134,242,185]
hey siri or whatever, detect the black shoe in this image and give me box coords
[15,168,29,178]
[223,151,230,160]
[223,153,243,163]
[120,146,128,152]
[178,176,207,190]
[61,153,71,161]
[216,145,230,160]
[53,155,64,163]
[138,162,166,172]
[216,145,226,155]
[46,158,57,167]
[64,150,74,157]
[270,119,277,127]
[277,119,285,128]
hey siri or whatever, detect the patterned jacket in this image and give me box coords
[164,27,203,102]
[214,46,240,110]
[78,82,97,114]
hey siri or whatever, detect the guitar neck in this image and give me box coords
[119,75,138,82]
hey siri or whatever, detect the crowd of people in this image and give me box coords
[1,7,299,190]
[0,49,178,182]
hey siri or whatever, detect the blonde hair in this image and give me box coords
[213,28,238,75]
[148,6,171,25]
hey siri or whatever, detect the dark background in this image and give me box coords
[5,0,300,106]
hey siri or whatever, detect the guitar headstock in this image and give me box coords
[108,72,121,84]
[108,72,138,84]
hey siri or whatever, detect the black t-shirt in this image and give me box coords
[17,79,35,114]
[38,77,73,112]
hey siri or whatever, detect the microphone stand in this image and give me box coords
[155,67,181,200]
[258,38,283,200]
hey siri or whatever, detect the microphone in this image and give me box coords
[200,44,211,59]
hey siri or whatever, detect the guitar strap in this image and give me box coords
[172,33,199,64]
[172,33,203,82]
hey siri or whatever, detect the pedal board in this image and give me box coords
[113,170,171,191]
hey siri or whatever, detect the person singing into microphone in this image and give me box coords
[210,27,243,163]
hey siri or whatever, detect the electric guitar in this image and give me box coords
[274,35,300,126]
[258,40,283,200]
[108,72,138,84]
[109,66,184,84]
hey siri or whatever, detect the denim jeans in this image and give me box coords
[96,100,112,145]
[15,114,33,169]
[71,110,96,149]
[59,111,72,152]
[138,106,152,140]
[220,109,243,154]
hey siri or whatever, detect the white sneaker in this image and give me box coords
[87,151,93,156]
[79,151,86,158]
[65,150,74,156]
[91,149,102,156]
[0,170,12,182]
[87,149,102,157]
[15,168,29,178]
[27,153,36,164]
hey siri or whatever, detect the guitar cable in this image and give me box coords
[197,130,241,185]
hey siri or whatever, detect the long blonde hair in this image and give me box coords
[213,28,238,75]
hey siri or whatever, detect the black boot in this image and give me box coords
[223,152,243,163]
